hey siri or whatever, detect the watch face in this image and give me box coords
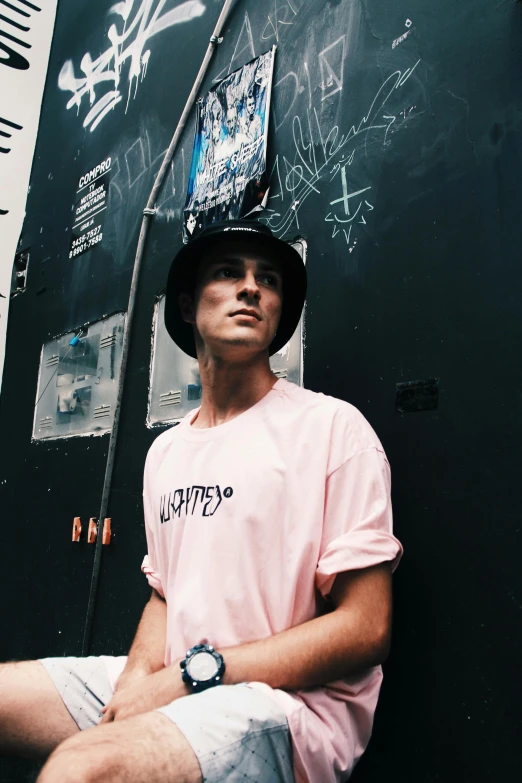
[187,651,219,681]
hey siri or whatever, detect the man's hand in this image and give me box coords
[100,661,188,723]
[112,664,151,695]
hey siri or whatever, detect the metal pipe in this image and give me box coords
[82,0,237,655]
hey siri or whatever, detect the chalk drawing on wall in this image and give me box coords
[124,136,148,189]
[393,18,414,48]
[212,10,255,84]
[261,60,421,241]
[324,153,374,250]
[319,35,346,101]
[327,178,372,222]
[261,0,301,43]
[110,126,179,210]
[392,30,411,49]
[57,0,206,132]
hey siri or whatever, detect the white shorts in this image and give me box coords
[39,656,294,783]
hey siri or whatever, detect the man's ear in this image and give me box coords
[178,292,196,324]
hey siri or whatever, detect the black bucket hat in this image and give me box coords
[164,220,307,358]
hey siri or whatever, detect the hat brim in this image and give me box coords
[164,229,307,359]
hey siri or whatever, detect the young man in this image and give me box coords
[242,90,262,141]
[0,220,402,783]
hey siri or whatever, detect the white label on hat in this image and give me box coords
[223,227,259,232]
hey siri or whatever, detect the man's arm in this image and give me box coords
[114,588,167,691]
[220,561,393,690]
[100,562,392,722]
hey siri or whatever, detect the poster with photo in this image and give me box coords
[56,386,92,424]
[183,47,276,241]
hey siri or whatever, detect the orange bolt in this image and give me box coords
[102,517,112,545]
[72,517,82,542]
[87,518,97,543]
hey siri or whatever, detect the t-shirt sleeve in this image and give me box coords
[140,447,165,598]
[316,446,403,598]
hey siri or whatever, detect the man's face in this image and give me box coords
[180,243,283,359]
[211,112,222,144]
[186,213,197,234]
[246,96,255,119]
[226,108,237,139]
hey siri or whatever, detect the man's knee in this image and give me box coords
[0,660,78,759]
[37,713,202,783]
[0,659,23,701]
[0,661,35,732]
[0,660,48,711]
[37,737,116,783]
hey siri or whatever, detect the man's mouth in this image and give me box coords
[230,309,261,320]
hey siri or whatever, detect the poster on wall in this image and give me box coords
[69,157,111,259]
[183,47,276,242]
[0,0,58,392]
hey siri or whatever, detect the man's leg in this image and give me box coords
[36,712,202,783]
[35,682,293,783]
[0,661,79,759]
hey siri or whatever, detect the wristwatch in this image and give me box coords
[180,643,226,693]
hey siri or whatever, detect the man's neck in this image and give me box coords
[190,358,277,429]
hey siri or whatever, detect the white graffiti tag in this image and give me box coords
[57,1,206,132]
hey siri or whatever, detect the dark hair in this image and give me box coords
[178,263,199,298]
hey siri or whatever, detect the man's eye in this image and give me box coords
[216,267,235,278]
[260,274,278,287]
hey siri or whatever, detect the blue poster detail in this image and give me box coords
[183,47,276,241]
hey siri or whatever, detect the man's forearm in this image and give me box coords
[215,563,392,692]
[124,588,167,677]
[218,606,389,692]
[104,566,392,719]
[107,604,389,719]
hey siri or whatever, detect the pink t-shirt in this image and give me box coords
[141,378,402,782]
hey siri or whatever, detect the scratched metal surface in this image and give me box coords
[1,1,521,781]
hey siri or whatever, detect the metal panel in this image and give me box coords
[32,312,126,441]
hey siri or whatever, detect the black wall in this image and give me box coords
[1,1,521,781]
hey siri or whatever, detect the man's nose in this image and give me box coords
[238,273,260,299]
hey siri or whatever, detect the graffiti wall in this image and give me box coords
[1,2,522,782]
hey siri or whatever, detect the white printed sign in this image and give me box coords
[0,0,58,392]
[69,157,111,260]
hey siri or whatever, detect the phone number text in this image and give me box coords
[69,228,103,258]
